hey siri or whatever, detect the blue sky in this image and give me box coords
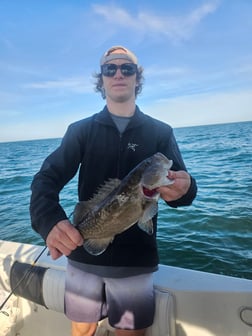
[0,0,251,142]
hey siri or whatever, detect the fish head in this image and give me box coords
[141,152,174,199]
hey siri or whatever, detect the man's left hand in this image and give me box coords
[157,170,191,202]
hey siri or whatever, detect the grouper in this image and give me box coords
[73,152,173,255]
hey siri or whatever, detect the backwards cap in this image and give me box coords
[100,45,138,65]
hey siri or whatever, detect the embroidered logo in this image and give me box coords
[127,143,139,152]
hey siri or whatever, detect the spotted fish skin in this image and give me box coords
[73,152,173,255]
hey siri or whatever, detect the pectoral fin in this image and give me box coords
[83,237,114,256]
[137,202,158,235]
[138,219,153,235]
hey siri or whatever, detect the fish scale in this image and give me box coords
[73,152,173,255]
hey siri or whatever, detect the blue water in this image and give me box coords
[0,121,251,279]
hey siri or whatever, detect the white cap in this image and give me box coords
[100,45,138,65]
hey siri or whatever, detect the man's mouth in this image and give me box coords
[113,84,126,87]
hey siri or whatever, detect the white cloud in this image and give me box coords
[23,76,93,94]
[2,89,250,142]
[0,119,67,143]
[0,37,15,50]
[144,65,191,77]
[92,1,220,41]
[143,89,252,127]
[143,60,252,99]
[0,61,43,76]
[0,109,22,118]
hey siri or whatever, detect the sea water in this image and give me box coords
[0,121,251,279]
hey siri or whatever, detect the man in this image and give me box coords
[30,46,197,336]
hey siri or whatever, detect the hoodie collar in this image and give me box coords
[95,105,146,129]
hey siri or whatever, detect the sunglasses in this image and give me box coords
[101,63,138,77]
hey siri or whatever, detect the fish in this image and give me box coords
[73,152,174,255]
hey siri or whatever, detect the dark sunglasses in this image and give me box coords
[101,63,138,77]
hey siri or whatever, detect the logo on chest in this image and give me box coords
[127,143,139,152]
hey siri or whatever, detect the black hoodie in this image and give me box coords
[30,105,197,269]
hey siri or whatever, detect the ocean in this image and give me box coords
[0,121,251,279]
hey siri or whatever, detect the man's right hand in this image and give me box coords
[46,220,83,260]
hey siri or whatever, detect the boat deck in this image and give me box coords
[1,240,252,336]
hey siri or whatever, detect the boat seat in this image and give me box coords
[146,288,176,336]
[96,288,176,336]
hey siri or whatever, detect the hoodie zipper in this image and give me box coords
[116,131,123,178]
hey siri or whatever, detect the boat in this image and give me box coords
[0,240,251,336]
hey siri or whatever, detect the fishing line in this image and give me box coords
[0,212,74,315]
[0,245,48,316]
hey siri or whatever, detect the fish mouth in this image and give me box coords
[142,186,159,198]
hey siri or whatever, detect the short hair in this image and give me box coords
[93,66,144,99]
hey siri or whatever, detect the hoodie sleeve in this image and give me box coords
[30,123,84,241]
[158,125,197,208]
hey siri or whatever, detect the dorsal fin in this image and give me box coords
[73,178,121,225]
[89,178,121,205]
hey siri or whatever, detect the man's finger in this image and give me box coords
[57,220,83,246]
[49,247,63,260]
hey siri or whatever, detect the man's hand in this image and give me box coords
[157,170,191,202]
[46,219,83,260]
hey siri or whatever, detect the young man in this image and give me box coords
[30,46,197,336]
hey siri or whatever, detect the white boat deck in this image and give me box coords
[1,240,252,336]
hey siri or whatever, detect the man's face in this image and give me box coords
[102,58,138,103]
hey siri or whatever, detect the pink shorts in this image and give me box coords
[64,263,155,330]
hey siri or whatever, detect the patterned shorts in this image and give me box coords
[64,262,155,330]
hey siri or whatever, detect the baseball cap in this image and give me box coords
[100,45,138,65]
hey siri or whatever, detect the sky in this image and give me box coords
[0,0,251,142]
